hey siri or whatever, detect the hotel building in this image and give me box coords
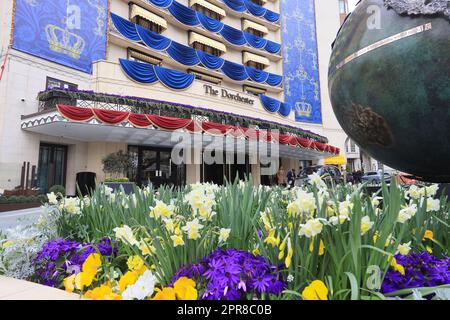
[0,0,349,196]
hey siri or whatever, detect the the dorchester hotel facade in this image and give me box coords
[0,0,350,196]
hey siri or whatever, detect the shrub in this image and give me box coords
[37,194,48,203]
[102,150,132,179]
[49,185,66,196]
[0,196,8,204]
[7,196,20,204]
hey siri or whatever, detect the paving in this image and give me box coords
[0,207,43,232]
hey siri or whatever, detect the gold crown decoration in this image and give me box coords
[295,102,312,118]
[45,24,86,60]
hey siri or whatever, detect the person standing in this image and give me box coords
[277,166,287,187]
[287,168,296,188]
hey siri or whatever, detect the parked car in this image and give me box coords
[296,165,344,186]
[361,171,391,184]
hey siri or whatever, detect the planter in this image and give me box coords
[0,203,42,213]
[103,182,136,195]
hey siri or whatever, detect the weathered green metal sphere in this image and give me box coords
[329,0,450,181]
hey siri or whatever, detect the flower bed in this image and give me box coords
[0,178,449,300]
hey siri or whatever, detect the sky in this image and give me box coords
[348,0,359,12]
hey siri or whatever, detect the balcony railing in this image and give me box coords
[37,88,329,143]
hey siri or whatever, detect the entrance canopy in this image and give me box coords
[325,155,347,166]
[21,105,340,160]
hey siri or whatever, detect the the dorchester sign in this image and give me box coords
[204,85,255,106]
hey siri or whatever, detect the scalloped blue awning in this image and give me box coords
[167,42,200,66]
[245,66,269,83]
[168,1,200,26]
[266,74,283,87]
[221,0,280,23]
[260,94,292,116]
[244,32,267,49]
[111,13,140,41]
[197,11,224,33]
[223,0,246,12]
[120,59,195,90]
[136,25,172,51]
[148,0,174,9]
[244,0,266,17]
[220,25,247,46]
[265,40,281,55]
[221,61,248,81]
[197,50,225,70]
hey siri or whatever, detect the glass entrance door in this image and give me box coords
[129,146,186,188]
[37,143,67,193]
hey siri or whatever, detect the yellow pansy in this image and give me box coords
[423,230,434,241]
[75,271,96,290]
[152,287,177,300]
[174,277,198,300]
[85,285,122,300]
[302,280,329,300]
[82,253,102,275]
[118,271,138,292]
[63,274,76,293]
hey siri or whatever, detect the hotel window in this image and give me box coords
[188,69,222,85]
[249,0,265,6]
[189,32,227,57]
[190,0,226,21]
[46,77,78,90]
[128,48,162,66]
[243,52,270,71]
[242,20,268,38]
[130,4,167,34]
[244,85,266,97]
[339,0,349,14]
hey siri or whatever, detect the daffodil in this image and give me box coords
[139,239,156,256]
[264,229,280,247]
[309,239,325,256]
[360,215,374,235]
[150,200,175,219]
[302,280,328,300]
[388,256,405,276]
[397,242,411,256]
[285,238,293,268]
[218,228,231,243]
[299,219,323,238]
[171,234,185,247]
[113,225,139,246]
[181,219,204,240]
[423,230,434,241]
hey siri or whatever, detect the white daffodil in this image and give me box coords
[299,219,323,238]
[397,242,412,256]
[113,225,139,246]
[360,215,374,235]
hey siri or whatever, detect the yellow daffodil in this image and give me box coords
[252,248,260,256]
[139,239,156,256]
[388,256,405,276]
[119,271,138,292]
[173,277,198,300]
[2,240,14,249]
[63,274,76,293]
[360,216,374,235]
[85,285,122,300]
[423,230,434,241]
[426,246,433,254]
[171,234,185,247]
[127,256,147,275]
[309,239,325,256]
[302,280,328,300]
[264,229,280,248]
[152,287,177,300]
[285,238,293,268]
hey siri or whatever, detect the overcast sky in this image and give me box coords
[348,0,360,11]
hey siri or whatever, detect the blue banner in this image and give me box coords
[282,0,322,124]
[12,0,108,74]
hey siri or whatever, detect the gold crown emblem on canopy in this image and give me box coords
[295,102,312,118]
[45,25,86,59]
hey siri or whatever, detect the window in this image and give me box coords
[246,61,265,71]
[246,28,264,38]
[339,0,348,14]
[250,0,265,6]
[188,69,222,85]
[193,42,222,57]
[193,4,222,21]
[46,77,78,90]
[128,48,162,66]
[244,85,266,96]
[133,16,163,34]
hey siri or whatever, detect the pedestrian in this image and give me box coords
[287,168,296,188]
[277,166,287,187]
